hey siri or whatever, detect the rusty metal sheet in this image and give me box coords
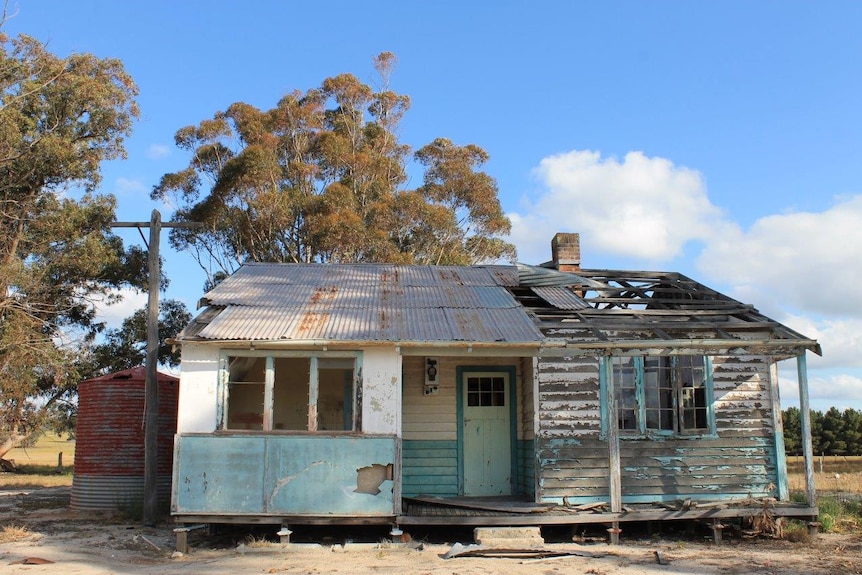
[196,304,543,342]
[188,262,542,343]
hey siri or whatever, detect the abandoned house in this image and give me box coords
[169,232,822,542]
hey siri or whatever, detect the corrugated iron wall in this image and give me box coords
[72,376,178,511]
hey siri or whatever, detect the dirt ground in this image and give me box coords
[1,488,860,575]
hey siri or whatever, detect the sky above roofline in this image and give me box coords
[5,1,861,412]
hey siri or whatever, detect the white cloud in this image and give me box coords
[810,374,862,407]
[114,177,148,195]
[778,369,862,412]
[509,150,724,264]
[696,195,862,318]
[146,144,171,160]
[95,288,148,331]
[510,148,862,411]
[774,313,862,370]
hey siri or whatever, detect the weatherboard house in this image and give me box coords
[169,233,822,540]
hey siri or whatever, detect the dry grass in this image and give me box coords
[787,455,862,494]
[0,472,72,489]
[1,433,75,489]
[0,524,33,543]
[3,433,75,467]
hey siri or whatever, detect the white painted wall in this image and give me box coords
[361,348,402,436]
[176,344,220,433]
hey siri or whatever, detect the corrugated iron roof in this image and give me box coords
[176,262,820,358]
[531,286,591,310]
[516,262,607,288]
[182,263,542,344]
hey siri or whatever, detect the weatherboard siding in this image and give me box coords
[400,356,533,496]
[402,357,458,441]
[401,440,459,497]
[536,354,781,504]
[517,439,536,497]
[536,356,608,502]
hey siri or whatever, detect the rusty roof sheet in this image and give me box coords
[185,263,542,344]
[194,304,542,343]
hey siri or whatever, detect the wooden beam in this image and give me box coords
[769,362,789,501]
[143,209,160,526]
[797,353,817,508]
[602,356,622,515]
[112,212,203,527]
[396,505,820,526]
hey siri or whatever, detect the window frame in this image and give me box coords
[218,350,362,433]
[600,355,715,439]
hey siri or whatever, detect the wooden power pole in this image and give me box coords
[112,209,201,525]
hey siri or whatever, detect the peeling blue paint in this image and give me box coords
[174,434,396,516]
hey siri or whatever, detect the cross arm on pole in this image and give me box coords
[108,211,203,526]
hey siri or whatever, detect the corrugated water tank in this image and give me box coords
[71,367,179,511]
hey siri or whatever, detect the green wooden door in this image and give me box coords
[462,371,511,496]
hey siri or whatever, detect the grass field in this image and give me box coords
[787,455,862,495]
[1,433,75,488]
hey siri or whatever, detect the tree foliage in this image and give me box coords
[152,53,515,283]
[782,407,862,456]
[91,299,191,374]
[0,30,140,456]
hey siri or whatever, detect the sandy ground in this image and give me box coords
[1,488,861,575]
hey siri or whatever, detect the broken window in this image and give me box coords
[609,356,713,436]
[223,353,358,432]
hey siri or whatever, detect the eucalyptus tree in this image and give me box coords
[91,299,191,374]
[153,52,514,283]
[0,32,141,457]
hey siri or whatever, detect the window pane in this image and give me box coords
[272,358,310,431]
[467,375,506,408]
[318,367,353,431]
[481,377,493,392]
[618,409,637,430]
[613,357,638,432]
[678,357,709,431]
[610,355,711,436]
[644,357,673,430]
[226,356,266,430]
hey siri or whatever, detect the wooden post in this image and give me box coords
[769,362,789,500]
[602,356,622,544]
[111,211,202,526]
[796,353,817,509]
[143,209,161,526]
[308,356,319,431]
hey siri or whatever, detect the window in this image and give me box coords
[223,353,358,432]
[466,375,506,407]
[608,356,713,436]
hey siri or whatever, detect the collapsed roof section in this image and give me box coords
[513,266,821,360]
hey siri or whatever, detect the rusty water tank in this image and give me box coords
[71,367,179,511]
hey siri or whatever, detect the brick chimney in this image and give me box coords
[551,233,580,272]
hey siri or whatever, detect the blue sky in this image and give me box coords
[6,1,861,411]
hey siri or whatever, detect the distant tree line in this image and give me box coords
[782,407,862,456]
